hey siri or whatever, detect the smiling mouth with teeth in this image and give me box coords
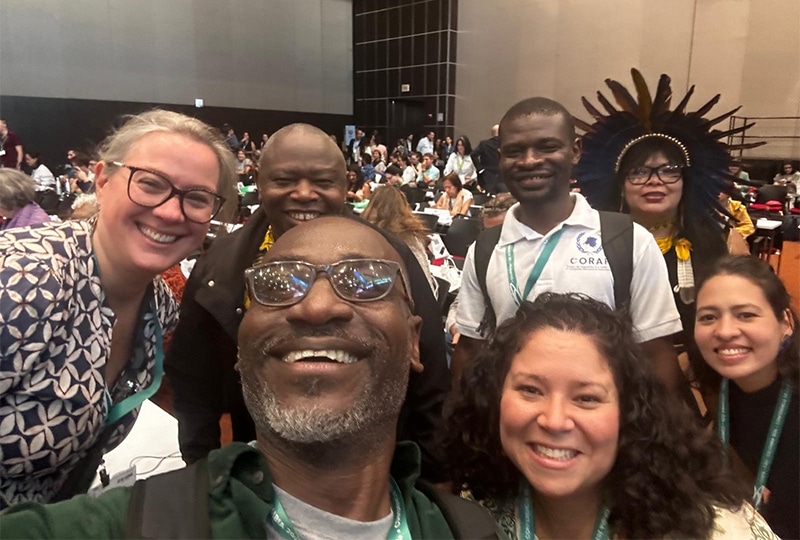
[289,212,321,222]
[717,347,751,356]
[282,349,359,364]
[138,224,178,244]
[533,444,578,461]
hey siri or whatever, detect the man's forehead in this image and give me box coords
[502,113,571,141]
[267,219,401,263]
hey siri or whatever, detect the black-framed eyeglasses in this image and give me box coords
[625,164,685,185]
[112,161,225,224]
[245,259,415,310]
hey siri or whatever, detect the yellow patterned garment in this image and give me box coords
[654,235,692,261]
[243,226,274,310]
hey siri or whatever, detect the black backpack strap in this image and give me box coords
[474,225,503,336]
[599,211,634,310]
[125,459,210,539]
[415,480,500,539]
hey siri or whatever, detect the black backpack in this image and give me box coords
[125,460,499,539]
[474,211,633,335]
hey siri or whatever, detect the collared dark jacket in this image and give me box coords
[164,208,450,482]
[471,136,502,193]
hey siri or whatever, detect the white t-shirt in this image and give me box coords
[456,194,682,342]
[267,483,394,540]
[402,165,418,185]
[30,164,56,191]
[416,137,434,156]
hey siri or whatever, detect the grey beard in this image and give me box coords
[240,349,410,445]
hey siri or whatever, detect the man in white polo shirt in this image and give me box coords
[416,130,435,156]
[453,97,683,389]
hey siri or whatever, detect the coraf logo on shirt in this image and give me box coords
[568,231,608,269]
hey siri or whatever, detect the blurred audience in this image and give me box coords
[0,169,50,230]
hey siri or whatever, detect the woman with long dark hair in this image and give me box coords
[443,136,477,190]
[694,255,799,538]
[445,292,776,539]
[575,69,766,409]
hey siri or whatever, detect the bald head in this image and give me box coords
[260,123,346,172]
[256,124,349,238]
[491,124,499,137]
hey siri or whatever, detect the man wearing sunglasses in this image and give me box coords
[166,123,451,483]
[0,217,498,538]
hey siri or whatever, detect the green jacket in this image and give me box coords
[0,441,456,539]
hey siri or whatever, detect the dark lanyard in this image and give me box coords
[267,478,412,539]
[506,228,565,306]
[717,377,793,510]
[518,483,610,540]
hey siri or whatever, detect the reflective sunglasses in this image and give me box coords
[245,259,415,309]
[112,161,225,223]
[625,164,685,185]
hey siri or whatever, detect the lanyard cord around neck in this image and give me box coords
[105,296,164,424]
[506,228,565,306]
[517,483,611,540]
[267,478,412,540]
[718,377,793,510]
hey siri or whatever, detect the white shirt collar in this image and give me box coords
[498,193,600,246]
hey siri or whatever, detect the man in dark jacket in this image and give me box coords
[471,124,504,194]
[165,123,450,482]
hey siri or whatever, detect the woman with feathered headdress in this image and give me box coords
[574,69,765,408]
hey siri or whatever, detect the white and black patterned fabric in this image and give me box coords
[0,221,179,508]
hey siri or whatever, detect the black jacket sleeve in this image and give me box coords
[395,239,452,483]
[164,270,228,464]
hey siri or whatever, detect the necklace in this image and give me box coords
[645,218,676,232]
[718,377,793,511]
[517,483,611,540]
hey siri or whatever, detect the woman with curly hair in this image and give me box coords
[694,255,799,539]
[361,185,437,295]
[444,292,776,539]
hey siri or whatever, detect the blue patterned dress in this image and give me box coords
[0,221,179,508]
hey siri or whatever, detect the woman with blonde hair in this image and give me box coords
[361,186,437,294]
[0,109,236,508]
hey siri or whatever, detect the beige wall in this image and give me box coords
[0,0,352,114]
[456,0,800,159]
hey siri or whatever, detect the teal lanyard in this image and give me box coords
[506,228,565,306]
[105,305,164,425]
[517,483,610,540]
[717,377,793,510]
[268,478,412,540]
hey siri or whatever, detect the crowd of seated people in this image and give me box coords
[0,75,798,540]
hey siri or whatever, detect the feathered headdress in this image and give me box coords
[574,68,765,228]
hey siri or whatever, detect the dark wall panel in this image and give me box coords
[0,96,352,169]
[353,0,458,145]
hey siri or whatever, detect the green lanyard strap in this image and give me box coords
[717,377,793,510]
[517,483,610,540]
[105,305,164,425]
[268,478,412,540]
[506,228,565,307]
